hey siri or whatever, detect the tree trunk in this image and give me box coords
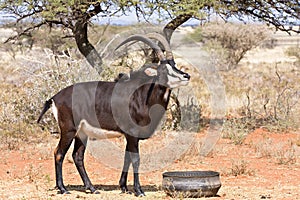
[162,14,193,131]
[73,19,103,74]
[163,14,192,43]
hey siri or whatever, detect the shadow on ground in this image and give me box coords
[53,184,160,194]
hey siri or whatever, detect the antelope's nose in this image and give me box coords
[184,73,190,80]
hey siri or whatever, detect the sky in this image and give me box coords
[1,7,298,28]
[0,9,200,27]
[93,11,200,26]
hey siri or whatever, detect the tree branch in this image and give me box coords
[219,0,300,34]
[4,21,46,43]
[73,18,103,74]
[163,14,192,43]
[16,8,44,23]
[86,2,103,19]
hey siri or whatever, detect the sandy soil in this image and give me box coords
[0,128,299,200]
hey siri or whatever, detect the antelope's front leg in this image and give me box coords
[119,146,131,194]
[127,136,145,197]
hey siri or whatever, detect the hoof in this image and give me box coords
[120,190,132,195]
[134,187,145,197]
[120,186,132,194]
[135,192,146,197]
[55,186,70,194]
[135,190,146,197]
[92,190,100,194]
[61,190,71,195]
[85,185,99,194]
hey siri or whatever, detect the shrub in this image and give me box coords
[222,117,256,145]
[188,22,270,70]
[228,160,254,176]
[223,62,300,133]
[285,46,300,67]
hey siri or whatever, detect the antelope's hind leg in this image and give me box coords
[72,135,99,194]
[54,130,75,194]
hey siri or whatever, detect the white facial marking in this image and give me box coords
[165,64,189,88]
[163,88,171,101]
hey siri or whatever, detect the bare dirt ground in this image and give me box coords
[0,128,299,200]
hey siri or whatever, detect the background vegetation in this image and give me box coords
[0,22,299,150]
[188,22,270,70]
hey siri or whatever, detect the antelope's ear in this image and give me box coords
[144,67,157,77]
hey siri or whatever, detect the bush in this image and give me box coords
[285,46,300,67]
[188,22,270,70]
[223,62,300,134]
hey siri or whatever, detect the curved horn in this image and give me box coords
[115,34,166,62]
[146,33,173,60]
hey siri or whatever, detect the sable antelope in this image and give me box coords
[37,33,190,196]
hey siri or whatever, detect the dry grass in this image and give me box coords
[222,61,300,137]
[249,133,298,165]
[227,160,255,177]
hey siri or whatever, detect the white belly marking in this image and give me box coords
[77,119,123,140]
